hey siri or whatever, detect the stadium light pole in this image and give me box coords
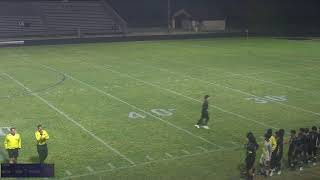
[168,0,171,32]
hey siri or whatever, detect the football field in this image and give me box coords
[0,37,320,179]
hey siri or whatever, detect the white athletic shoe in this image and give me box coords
[299,167,303,171]
[313,162,317,166]
[202,126,210,129]
[194,125,200,128]
[269,171,274,177]
[277,170,281,175]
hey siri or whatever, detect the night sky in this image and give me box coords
[107,0,320,32]
[7,0,320,33]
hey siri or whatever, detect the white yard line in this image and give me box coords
[223,71,316,94]
[130,61,320,118]
[267,70,320,81]
[2,72,135,165]
[57,146,239,180]
[142,51,320,94]
[42,65,223,149]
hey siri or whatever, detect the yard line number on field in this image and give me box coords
[129,108,175,119]
[246,95,287,104]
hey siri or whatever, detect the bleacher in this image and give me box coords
[0,1,127,38]
[0,16,47,37]
[0,2,47,37]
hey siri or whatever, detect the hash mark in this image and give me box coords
[197,146,208,152]
[181,150,191,155]
[65,170,72,176]
[165,153,173,158]
[146,155,154,161]
[108,163,115,169]
[86,166,94,172]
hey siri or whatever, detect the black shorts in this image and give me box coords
[246,155,255,170]
[7,148,19,158]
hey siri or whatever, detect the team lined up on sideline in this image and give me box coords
[244,126,320,179]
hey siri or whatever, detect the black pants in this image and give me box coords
[245,154,255,180]
[37,144,48,163]
[275,153,283,171]
[270,151,277,169]
[197,111,209,126]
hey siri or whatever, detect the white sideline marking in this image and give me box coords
[3,73,135,165]
[197,146,208,152]
[65,170,72,176]
[165,153,173,158]
[42,65,223,149]
[108,163,115,169]
[57,146,239,180]
[181,150,191,155]
[133,61,320,117]
[87,63,277,129]
[146,155,154,161]
[86,166,94,172]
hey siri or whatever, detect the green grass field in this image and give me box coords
[0,37,320,180]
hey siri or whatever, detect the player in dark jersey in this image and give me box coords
[245,132,259,180]
[310,126,318,165]
[296,129,306,171]
[288,130,298,168]
[274,129,284,175]
[195,95,210,129]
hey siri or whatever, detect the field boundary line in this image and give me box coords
[58,146,240,180]
[85,62,277,129]
[41,65,224,149]
[131,60,320,117]
[2,72,135,165]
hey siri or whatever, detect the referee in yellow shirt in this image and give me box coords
[4,127,21,164]
[35,125,49,164]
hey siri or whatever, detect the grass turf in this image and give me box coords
[0,37,320,179]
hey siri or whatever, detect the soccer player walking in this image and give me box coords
[195,95,210,129]
[3,127,21,164]
[35,125,49,164]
